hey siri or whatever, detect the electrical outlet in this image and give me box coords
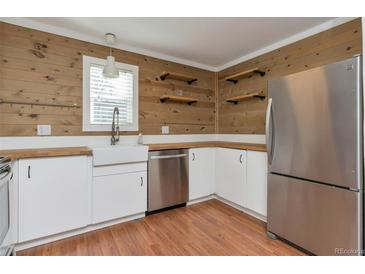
[37,125,51,136]
[161,125,169,134]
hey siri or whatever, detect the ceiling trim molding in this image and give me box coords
[215,17,357,71]
[0,17,217,71]
[0,17,357,72]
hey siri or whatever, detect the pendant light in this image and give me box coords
[103,33,119,78]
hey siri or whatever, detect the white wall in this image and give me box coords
[0,135,212,150]
[0,134,266,150]
[217,134,265,144]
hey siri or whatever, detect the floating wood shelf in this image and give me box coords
[160,95,198,105]
[225,68,265,84]
[0,99,80,108]
[160,72,198,85]
[226,92,266,104]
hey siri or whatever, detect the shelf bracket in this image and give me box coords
[226,79,238,85]
[257,71,266,77]
[225,68,266,84]
[160,74,168,81]
[187,79,198,85]
[159,72,197,85]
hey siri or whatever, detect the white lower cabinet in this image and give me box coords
[189,148,214,200]
[215,148,246,207]
[92,164,147,224]
[16,146,267,245]
[245,151,268,216]
[214,148,268,217]
[18,156,90,242]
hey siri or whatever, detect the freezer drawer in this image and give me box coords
[267,173,362,255]
[148,150,188,211]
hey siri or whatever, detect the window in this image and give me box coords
[82,55,139,131]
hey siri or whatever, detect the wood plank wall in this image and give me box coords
[0,22,215,136]
[1,19,363,137]
[217,18,362,134]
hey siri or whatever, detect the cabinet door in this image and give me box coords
[215,148,246,207]
[245,151,267,216]
[189,148,214,200]
[92,171,147,224]
[18,156,89,242]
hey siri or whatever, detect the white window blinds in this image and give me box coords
[82,56,138,132]
[89,64,134,126]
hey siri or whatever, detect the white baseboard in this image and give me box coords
[187,195,215,206]
[15,212,145,251]
[216,134,266,144]
[214,195,267,222]
[188,194,267,222]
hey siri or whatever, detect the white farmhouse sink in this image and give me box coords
[92,144,149,166]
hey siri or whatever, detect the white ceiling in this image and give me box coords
[2,17,354,71]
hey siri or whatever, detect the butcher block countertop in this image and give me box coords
[147,141,266,152]
[0,146,93,160]
[0,142,265,160]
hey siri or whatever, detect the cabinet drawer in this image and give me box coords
[92,171,147,224]
[93,162,147,177]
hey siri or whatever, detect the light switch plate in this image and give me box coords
[161,125,169,134]
[37,125,51,136]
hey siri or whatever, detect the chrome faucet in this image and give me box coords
[111,107,120,145]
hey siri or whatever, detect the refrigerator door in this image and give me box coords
[267,56,362,190]
[267,174,362,255]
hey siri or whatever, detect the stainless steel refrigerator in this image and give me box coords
[266,55,363,256]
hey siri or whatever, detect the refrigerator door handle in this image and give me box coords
[266,98,274,164]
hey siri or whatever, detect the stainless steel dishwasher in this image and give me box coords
[148,149,188,212]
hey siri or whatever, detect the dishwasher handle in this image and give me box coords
[150,153,187,160]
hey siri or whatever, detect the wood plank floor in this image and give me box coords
[18,199,304,256]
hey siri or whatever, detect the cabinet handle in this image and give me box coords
[140,177,143,186]
[239,154,243,164]
[192,152,195,161]
[28,165,31,179]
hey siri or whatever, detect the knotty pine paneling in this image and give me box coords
[217,18,362,134]
[0,22,215,136]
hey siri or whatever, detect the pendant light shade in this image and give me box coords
[103,56,119,78]
[102,33,119,79]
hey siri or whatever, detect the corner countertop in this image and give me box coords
[147,141,266,152]
[0,146,93,160]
